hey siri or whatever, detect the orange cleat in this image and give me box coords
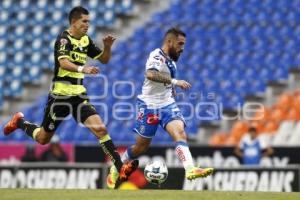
[119,159,139,181]
[3,112,24,136]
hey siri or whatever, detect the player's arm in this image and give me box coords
[59,58,99,74]
[262,147,274,157]
[97,35,116,64]
[234,146,243,158]
[234,138,245,158]
[260,137,274,157]
[146,69,191,90]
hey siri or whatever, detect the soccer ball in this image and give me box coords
[144,160,168,185]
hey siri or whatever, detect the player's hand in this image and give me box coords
[102,35,116,48]
[175,80,191,90]
[82,66,99,74]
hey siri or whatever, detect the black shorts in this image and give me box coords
[41,93,98,132]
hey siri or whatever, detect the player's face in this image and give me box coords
[250,130,257,139]
[73,14,90,36]
[169,35,186,61]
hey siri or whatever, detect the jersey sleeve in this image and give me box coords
[258,135,268,149]
[87,37,103,59]
[57,36,72,60]
[146,51,165,71]
[239,135,246,149]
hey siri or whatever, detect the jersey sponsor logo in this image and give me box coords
[148,61,161,68]
[70,51,87,63]
[146,113,159,125]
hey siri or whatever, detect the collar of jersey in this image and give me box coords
[66,30,86,40]
[159,48,173,61]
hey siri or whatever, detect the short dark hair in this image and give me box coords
[164,27,186,39]
[249,127,257,132]
[68,6,89,24]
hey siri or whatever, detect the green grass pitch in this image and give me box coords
[0,189,299,200]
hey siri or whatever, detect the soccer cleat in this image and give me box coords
[186,167,214,180]
[106,160,139,189]
[106,165,119,189]
[3,112,24,136]
[119,159,139,181]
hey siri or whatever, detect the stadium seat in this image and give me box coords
[3,0,300,144]
[287,121,300,145]
[217,88,300,146]
[272,121,295,146]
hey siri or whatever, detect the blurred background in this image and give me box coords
[0,0,300,191]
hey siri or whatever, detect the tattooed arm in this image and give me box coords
[145,69,192,90]
[146,70,172,84]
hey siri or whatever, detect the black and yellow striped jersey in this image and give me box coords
[51,30,102,96]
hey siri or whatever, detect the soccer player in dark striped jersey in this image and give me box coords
[4,6,138,182]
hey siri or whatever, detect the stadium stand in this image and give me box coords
[0,0,133,102]
[1,0,300,144]
[210,90,300,146]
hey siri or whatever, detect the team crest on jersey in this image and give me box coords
[60,38,68,45]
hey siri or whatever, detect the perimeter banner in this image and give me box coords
[75,146,300,167]
[143,167,300,192]
[0,164,299,191]
[0,164,104,189]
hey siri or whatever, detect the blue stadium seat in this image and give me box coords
[2,0,300,144]
[114,0,134,14]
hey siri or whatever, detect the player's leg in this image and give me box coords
[165,120,214,179]
[161,102,214,180]
[106,100,157,188]
[4,112,54,144]
[165,120,194,169]
[106,135,152,189]
[78,98,139,179]
[121,135,152,163]
[3,94,67,145]
[83,114,123,170]
[83,114,138,185]
[76,100,132,188]
[121,100,158,162]
[107,135,151,188]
